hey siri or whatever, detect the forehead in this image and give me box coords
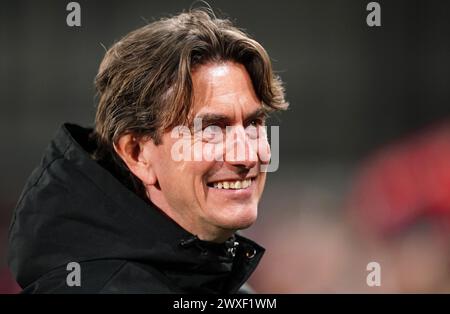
[190,61,262,117]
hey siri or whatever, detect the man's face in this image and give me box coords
[144,61,270,241]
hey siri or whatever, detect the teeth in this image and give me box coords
[211,179,252,190]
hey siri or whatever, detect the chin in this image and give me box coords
[211,205,258,231]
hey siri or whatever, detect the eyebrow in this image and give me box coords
[193,108,268,129]
[243,108,269,126]
[195,113,232,128]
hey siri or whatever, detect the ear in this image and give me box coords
[113,134,157,186]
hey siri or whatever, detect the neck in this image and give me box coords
[146,186,234,243]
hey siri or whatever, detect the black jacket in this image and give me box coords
[8,123,264,294]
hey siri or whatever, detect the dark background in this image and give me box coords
[1,0,450,292]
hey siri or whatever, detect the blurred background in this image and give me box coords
[1,0,450,293]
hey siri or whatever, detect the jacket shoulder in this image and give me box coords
[99,261,178,293]
[22,260,177,294]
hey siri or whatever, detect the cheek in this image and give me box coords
[153,145,190,192]
[168,140,217,195]
[190,161,217,195]
[256,137,271,164]
[257,172,267,193]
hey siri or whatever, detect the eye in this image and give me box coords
[202,125,223,143]
[249,118,265,127]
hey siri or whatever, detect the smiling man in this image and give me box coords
[8,9,287,293]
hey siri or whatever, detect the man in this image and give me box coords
[8,9,287,293]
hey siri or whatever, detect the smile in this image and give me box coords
[207,178,254,190]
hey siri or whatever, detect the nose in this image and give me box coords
[224,125,258,169]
